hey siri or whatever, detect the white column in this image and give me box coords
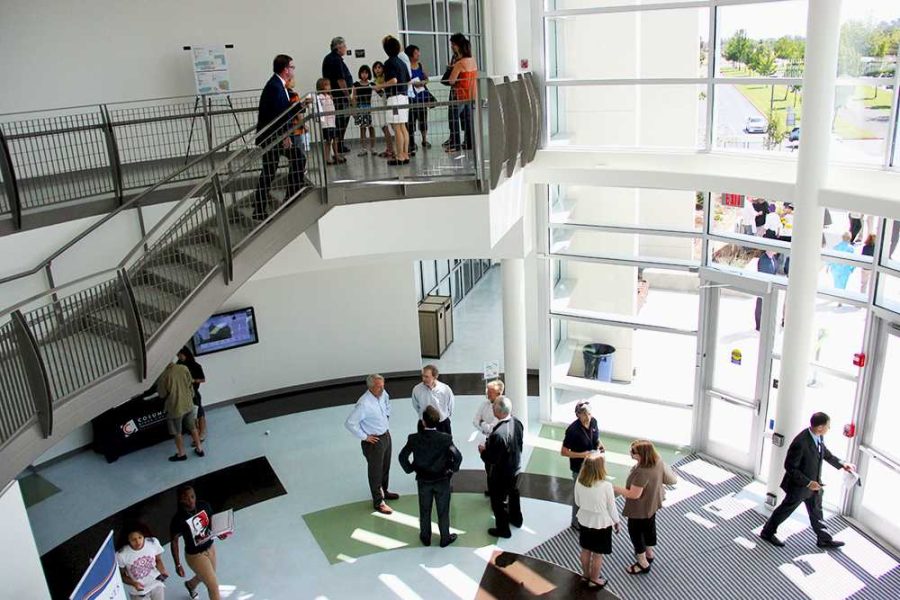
[766,1,842,501]
[502,258,529,428]
[489,0,518,75]
[0,481,51,599]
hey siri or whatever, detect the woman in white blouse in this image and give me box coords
[473,380,504,496]
[574,453,619,590]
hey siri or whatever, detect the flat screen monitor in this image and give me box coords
[191,307,259,356]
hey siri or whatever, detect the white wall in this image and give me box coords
[0,0,399,112]
[0,481,50,600]
[198,235,422,405]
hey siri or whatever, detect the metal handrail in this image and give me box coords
[0,99,301,287]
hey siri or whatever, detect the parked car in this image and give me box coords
[744,116,767,134]
[789,126,800,142]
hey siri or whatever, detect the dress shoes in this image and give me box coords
[759,533,785,547]
[488,527,511,539]
[384,491,400,500]
[420,535,431,547]
[816,540,845,549]
[375,502,393,515]
[510,519,523,529]
[440,534,458,548]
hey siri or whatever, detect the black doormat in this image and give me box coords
[40,456,285,599]
[478,551,621,599]
[236,372,539,424]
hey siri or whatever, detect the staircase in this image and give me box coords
[0,107,329,486]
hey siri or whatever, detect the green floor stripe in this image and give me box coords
[524,425,689,483]
[303,493,496,564]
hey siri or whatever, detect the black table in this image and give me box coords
[91,389,170,462]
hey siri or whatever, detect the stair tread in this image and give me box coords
[178,241,223,267]
[91,306,160,332]
[144,262,205,286]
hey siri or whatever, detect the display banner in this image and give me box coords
[69,530,127,600]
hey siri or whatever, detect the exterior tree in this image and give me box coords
[723,29,753,68]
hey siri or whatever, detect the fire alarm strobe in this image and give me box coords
[853,352,866,367]
[843,423,856,438]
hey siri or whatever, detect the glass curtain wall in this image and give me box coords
[541,182,900,503]
[415,258,493,305]
[542,0,900,168]
[399,0,484,78]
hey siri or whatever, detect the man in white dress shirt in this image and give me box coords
[345,374,400,514]
[411,365,455,435]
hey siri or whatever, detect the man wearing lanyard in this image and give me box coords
[345,374,400,514]
[561,401,604,530]
[760,412,855,548]
[411,364,455,434]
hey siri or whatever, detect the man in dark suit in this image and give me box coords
[322,37,353,154]
[760,412,855,548]
[399,405,462,547]
[479,396,524,538]
[253,54,306,221]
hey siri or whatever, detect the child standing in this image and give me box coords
[574,453,619,590]
[353,65,376,157]
[316,78,342,165]
[371,61,394,158]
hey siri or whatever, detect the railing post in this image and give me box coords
[486,79,506,190]
[211,175,234,284]
[203,96,215,154]
[473,80,486,192]
[99,104,125,205]
[116,268,147,381]
[10,310,53,438]
[0,126,23,230]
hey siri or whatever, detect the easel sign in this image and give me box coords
[190,44,231,96]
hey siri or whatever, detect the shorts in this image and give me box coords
[386,95,409,124]
[322,127,337,141]
[167,410,197,436]
[579,525,613,555]
[193,391,205,418]
[354,104,372,127]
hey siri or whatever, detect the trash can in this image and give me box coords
[583,343,615,382]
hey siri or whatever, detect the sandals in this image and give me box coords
[626,562,651,575]
[585,578,608,589]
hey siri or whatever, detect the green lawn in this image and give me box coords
[734,83,879,140]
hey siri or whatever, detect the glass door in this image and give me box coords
[698,269,776,473]
[852,319,900,549]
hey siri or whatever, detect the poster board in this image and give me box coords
[191,45,231,95]
[69,530,127,600]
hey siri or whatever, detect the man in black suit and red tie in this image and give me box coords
[760,412,856,549]
[253,54,307,221]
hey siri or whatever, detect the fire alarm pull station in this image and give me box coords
[843,423,856,438]
[853,353,866,367]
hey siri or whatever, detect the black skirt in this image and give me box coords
[579,525,613,554]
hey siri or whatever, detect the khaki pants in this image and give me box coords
[186,546,219,600]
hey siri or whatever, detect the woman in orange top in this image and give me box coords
[446,33,478,152]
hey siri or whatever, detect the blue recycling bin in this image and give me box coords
[583,343,615,382]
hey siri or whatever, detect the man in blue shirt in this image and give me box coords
[345,374,400,514]
[760,412,855,548]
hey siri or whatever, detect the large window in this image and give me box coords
[399,0,484,78]
[543,0,900,167]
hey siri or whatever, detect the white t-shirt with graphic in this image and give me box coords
[116,537,164,595]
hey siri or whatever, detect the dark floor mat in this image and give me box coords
[236,372,539,423]
[40,456,285,599]
[477,551,621,599]
[18,472,62,508]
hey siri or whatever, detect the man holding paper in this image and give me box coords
[170,485,231,600]
[760,412,855,549]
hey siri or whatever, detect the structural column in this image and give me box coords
[489,0,518,75]
[766,0,842,502]
[502,258,529,428]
